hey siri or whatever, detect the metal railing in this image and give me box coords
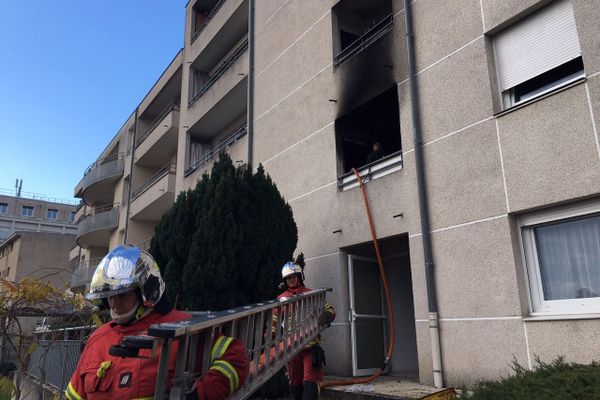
[334,14,394,66]
[0,188,79,205]
[136,237,153,251]
[27,339,82,391]
[131,163,176,200]
[185,125,247,176]
[188,38,249,108]
[79,203,120,221]
[70,257,103,289]
[136,101,180,148]
[191,0,227,43]
[83,153,123,178]
[338,150,403,189]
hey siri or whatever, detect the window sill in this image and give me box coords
[494,76,586,118]
[524,313,600,322]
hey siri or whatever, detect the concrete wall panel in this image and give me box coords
[497,84,600,212]
[573,0,600,76]
[414,38,494,144]
[525,319,600,364]
[431,217,522,318]
[480,0,545,32]
[412,0,483,71]
[255,15,333,117]
[424,119,506,230]
[440,319,528,385]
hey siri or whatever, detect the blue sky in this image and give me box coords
[0,1,187,202]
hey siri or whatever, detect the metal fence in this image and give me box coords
[27,340,82,391]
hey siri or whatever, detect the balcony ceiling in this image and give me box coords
[140,68,182,119]
[188,79,247,139]
[192,3,248,71]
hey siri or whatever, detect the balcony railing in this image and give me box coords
[338,150,403,190]
[191,0,226,43]
[70,257,102,289]
[136,101,180,148]
[188,38,249,108]
[132,163,177,200]
[185,125,247,176]
[334,14,394,66]
[76,203,120,246]
[83,153,123,177]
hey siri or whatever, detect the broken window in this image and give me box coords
[336,86,402,186]
[332,0,394,66]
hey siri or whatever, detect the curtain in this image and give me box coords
[535,214,600,300]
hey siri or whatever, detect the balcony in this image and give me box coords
[189,38,248,109]
[185,125,247,176]
[187,0,247,60]
[76,204,119,248]
[70,258,102,293]
[135,101,180,167]
[334,14,394,66]
[130,163,176,221]
[75,153,124,205]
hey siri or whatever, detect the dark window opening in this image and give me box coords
[333,0,393,65]
[191,0,224,42]
[512,57,584,104]
[336,86,401,175]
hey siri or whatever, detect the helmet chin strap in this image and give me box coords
[111,300,142,324]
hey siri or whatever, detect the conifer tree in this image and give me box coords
[150,153,297,311]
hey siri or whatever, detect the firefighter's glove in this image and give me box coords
[311,345,326,368]
[318,312,333,326]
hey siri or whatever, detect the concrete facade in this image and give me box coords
[0,192,77,244]
[73,0,600,387]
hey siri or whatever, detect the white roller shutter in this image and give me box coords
[494,0,581,91]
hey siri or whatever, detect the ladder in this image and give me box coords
[109,288,331,400]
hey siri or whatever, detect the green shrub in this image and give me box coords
[456,357,600,400]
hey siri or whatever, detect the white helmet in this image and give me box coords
[281,262,303,281]
[86,245,165,308]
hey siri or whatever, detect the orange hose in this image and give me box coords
[321,168,395,388]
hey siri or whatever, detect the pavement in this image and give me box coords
[321,375,456,400]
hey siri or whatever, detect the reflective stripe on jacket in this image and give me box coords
[65,309,249,400]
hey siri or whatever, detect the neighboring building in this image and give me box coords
[0,190,78,244]
[0,231,76,364]
[72,0,600,387]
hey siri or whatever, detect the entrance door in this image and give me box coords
[348,255,387,376]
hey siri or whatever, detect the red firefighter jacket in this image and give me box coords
[272,285,336,346]
[65,309,249,400]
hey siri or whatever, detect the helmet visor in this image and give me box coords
[86,246,141,300]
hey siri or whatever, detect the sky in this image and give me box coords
[0,1,187,203]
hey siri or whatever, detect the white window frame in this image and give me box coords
[47,209,59,220]
[0,203,7,214]
[493,0,584,109]
[21,206,34,217]
[520,199,600,316]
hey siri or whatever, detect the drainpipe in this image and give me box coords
[246,0,255,170]
[403,0,444,388]
[124,107,138,245]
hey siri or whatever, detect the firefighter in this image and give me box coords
[274,261,335,400]
[65,245,249,400]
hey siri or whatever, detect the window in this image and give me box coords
[21,206,34,217]
[332,0,393,66]
[335,86,402,189]
[494,0,584,109]
[0,203,7,214]
[47,209,59,220]
[521,200,600,315]
[70,211,76,222]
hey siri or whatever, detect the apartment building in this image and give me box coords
[0,190,77,243]
[73,0,600,387]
